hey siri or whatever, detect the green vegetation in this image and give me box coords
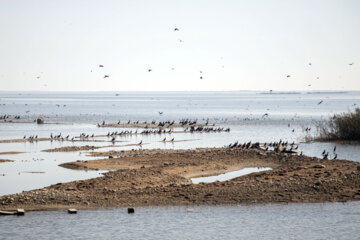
[316,108,360,141]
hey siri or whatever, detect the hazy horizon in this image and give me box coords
[1,0,359,91]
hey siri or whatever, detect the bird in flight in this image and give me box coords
[286,75,291,78]
[104,75,109,78]
[174,28,179,31]
[308,63,312,66]
[158,112,163,115]
[148,69,152,72]
[200,76,203,79]
[99,65,104,67]
[318,100,323,105]
[349,62,354,66]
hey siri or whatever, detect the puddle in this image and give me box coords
[191,167,272,184]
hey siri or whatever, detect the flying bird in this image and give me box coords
[99,65,104,67]
[200,76,203,79]
[104,75,109,78]
[349,62,354,66]
[148,69,152,72]
[318,100,323,105]
[158,112,163,115]
[308,63,312,66]
[286,75,291,78]
[174,28,179,31]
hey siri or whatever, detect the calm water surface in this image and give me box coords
[1,202,360,240]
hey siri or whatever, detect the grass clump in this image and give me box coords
[317,108,360,141]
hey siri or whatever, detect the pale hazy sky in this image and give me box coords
[0,0,359,91]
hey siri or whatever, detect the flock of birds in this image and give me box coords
[322,146,338,160]
[226,139,339,160]
[0,115,20,120]
[98,119,211,127]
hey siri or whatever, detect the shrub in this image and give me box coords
[316,108,360,141]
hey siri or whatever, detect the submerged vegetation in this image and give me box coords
[316,108,360,141]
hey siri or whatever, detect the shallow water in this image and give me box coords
[191,167,272,184]
[1,202,360,240]
[0,91,360,196]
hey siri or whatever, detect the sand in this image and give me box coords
[1,147,360,211]
[0,159,14,163]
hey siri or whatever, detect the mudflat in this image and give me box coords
[1,147,360,211]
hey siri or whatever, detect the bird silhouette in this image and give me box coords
[99,65,104,67]
[174,28,179,31]
[104,75,109,78]
[318,100,323,105]
[286,75,291,78]
[148,69,152,72]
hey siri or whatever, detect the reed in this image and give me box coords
[316,108,360,141]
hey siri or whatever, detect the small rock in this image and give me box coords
[68,208,77,214]
[16,209,25,216]
[36,118,44,124]
[128,208,135,214]
[313,164,325,169]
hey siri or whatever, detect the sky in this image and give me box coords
[0,0,359,91]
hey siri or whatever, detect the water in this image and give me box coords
[1,91,360,196]
[191,167,272,184]
[1,202,360,239]
[1,91,360,238]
